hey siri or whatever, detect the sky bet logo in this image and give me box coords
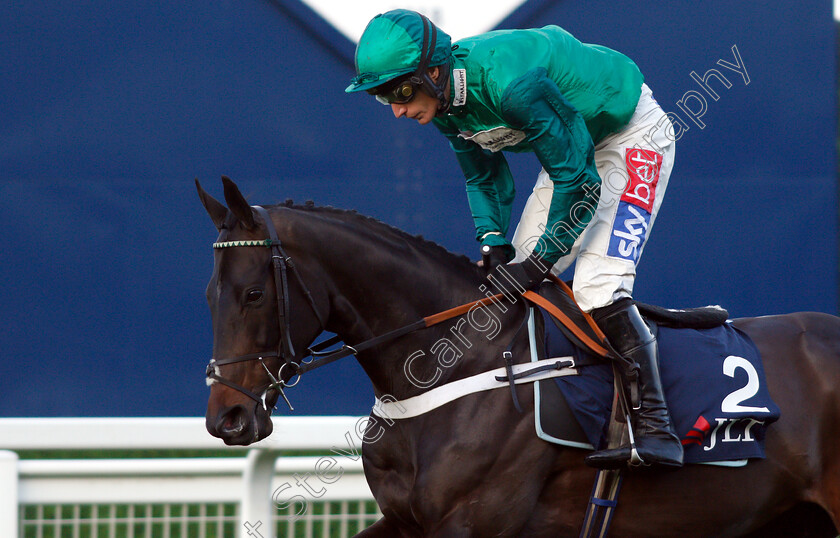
[607,149,662,263]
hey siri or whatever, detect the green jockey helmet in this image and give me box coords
[346,10,452,112]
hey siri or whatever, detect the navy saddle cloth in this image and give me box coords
[533,306,781,465]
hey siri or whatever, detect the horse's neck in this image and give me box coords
[304,214,522,397]
[330,271,525,398]
[326,248,484,340]
[313,220,483,339]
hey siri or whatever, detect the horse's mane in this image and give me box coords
[272,200,480,273]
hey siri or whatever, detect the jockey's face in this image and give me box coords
[389,67,441,126]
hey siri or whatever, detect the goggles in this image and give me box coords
[369,79,418,105]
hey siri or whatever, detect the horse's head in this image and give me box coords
[197,177,327,445]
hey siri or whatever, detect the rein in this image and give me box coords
[297,293,510,375]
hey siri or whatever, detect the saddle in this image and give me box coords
[530,281,779,466]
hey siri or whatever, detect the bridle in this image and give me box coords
[205,205,326,411]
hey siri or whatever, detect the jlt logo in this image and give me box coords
[683,415,766,451]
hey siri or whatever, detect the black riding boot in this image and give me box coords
[584,299,684,470]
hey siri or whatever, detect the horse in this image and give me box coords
[198,177,840,537]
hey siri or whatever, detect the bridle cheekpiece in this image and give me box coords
[205,205,326,411]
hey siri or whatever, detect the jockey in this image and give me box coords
[346,9,682,470]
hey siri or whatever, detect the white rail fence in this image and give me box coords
[0,416,380,538]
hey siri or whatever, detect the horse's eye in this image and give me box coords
[246,289,264,303]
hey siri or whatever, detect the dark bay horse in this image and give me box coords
[198,177,840,537]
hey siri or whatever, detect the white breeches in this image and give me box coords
[511,84,676,312]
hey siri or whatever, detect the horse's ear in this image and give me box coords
[195,178,228,231]
[222,176,256,230]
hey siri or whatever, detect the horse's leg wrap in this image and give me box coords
[585,299,684,470]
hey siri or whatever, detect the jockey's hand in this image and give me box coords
[479,245,512,274]
[487,253,551,294]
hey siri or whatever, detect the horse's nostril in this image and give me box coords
[227,414,244,433]
[216,406,247,436]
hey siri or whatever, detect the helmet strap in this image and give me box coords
[410,15,451,115]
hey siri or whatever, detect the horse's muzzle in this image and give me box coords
[206,403,274,446]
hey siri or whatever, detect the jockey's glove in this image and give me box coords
[480,244,513,274]
[487,253,551,294]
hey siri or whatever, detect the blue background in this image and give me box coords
[1,0,836,417]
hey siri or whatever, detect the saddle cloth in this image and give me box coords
[530,305,781,466]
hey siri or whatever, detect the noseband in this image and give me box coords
[205,206,326,410]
